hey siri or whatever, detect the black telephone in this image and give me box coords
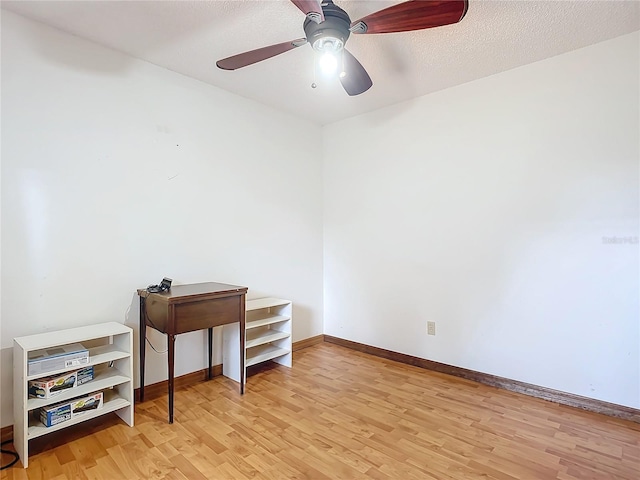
[147,277,172,293]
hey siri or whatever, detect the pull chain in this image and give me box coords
[311,53,318,89]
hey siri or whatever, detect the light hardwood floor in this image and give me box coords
[2,342,639,479]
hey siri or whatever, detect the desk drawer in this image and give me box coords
[173,296,240,333]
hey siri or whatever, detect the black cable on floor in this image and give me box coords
[1,439,19,469]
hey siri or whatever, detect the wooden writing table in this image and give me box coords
[137,282,248,423]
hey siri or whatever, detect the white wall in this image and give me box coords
[323,32,640,408]
[1,12,638,433]
[0,11,324,427]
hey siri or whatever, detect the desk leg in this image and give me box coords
[240,295,246,394]
[167,334,176,423]
[208,328,213,380]
[139,297,146,403]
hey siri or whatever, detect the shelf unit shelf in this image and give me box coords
[25,344,130,382]
[246,345,291,367]
[246,315,289,330]
[28,391,131,439]
[246,329,291,349]
[13,322,134,468]
[26,370,130,411]
[223,298,292,383]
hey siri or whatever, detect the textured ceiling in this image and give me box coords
[2,0,639,125]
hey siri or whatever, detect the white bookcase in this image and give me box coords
[223,298,292,383]
[13,322,134,468]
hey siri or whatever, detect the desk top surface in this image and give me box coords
[137,282,248,303]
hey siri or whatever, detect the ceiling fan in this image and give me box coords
[216,0,469,96]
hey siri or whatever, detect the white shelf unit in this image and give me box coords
[13,322,134,468]
[223,298,292,383]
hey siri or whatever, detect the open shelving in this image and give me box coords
[223,297,292,383]
[13,322,134,468]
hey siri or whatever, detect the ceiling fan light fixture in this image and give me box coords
[314,36,343,76]
[305,2,349,80]
[312,36,343,53]
[319,51,338,76]
[304,0,351,55]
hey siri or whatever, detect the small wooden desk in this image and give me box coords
[137,282,248,423]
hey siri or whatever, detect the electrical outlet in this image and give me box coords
[427,321,436,336]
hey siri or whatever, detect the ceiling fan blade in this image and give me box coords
[291,0,325,23]
[217,38,307,70]
[350,0,468,34]
[339,49,372,96]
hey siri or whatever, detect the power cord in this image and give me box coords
[146,337,168,355]
[1,439,19,469]
[141,294,168,355]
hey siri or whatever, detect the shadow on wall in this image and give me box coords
[22,22,134,75]
[7,1,265,76]
[291,303,313,342]
[124,293,141,389]
[1,347,14,429]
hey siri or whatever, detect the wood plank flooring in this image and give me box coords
[2,342,639,479]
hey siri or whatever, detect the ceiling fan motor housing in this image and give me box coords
[304,1,351,52]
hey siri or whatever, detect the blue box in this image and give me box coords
[39,401,72,427]
[76,366,94,386]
